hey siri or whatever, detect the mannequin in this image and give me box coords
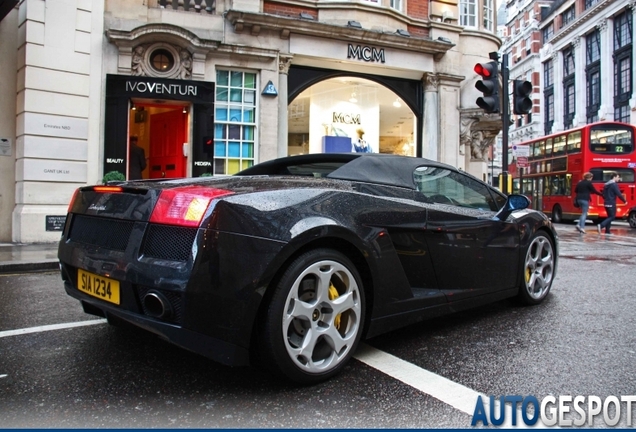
[353,128,372,153]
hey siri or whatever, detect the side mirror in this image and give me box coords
[494,194,530,221]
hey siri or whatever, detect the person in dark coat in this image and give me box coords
[574,172,603,233]
[128,136,146,180]
[597,172,627,235]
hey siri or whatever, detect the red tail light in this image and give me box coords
[150,187,234,227]
[67,188,80,213]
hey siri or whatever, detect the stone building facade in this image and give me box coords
[0,0,501,243]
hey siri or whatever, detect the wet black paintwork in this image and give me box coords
[58,154,559,368]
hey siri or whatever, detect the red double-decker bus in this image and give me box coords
[509,121,635,224]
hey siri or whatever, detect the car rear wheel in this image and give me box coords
[517,232,555,305]
[628,211,636,229]
[256,248,365,384]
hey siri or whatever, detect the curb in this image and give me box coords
[0,260,60,274]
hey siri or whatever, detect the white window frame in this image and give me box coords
[460,0,477,28]
[483,0,494,31]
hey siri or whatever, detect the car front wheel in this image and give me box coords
[517,232,555,305]
[256,248,365,384]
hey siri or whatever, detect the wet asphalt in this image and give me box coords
[0,221,635,428]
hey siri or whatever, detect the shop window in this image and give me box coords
[214,70,257,175]
[288,77,416,157]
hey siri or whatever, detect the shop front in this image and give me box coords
[104,74,216,181]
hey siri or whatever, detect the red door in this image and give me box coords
[149,110,187,178]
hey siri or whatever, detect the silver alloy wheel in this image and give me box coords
[282,259,362,374]
[523,235,555,300]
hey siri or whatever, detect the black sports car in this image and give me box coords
[58,153,558,384]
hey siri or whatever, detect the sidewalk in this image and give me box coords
[0,242,60,274]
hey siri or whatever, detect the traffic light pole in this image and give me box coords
[501,54,510,195]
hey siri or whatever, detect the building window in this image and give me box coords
[542,22,554,43]
[561,6,575,28]
[390,0,403,12]
[214,70,257,175]
[460,0,477,27]
[484,0,494,31]
[586,30,601,122]
[614,10,633,124]
[544,60,554,135]
[585,0,600,9]
[150,49,175,72]
[562,47,575,128]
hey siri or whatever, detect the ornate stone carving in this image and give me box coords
[131,44,193,79]
[470,130,497,161]
[177,48,193,80]
[279,56,293,75]
[571,36,581,49]
[424,74,439,92]
[459,117,477,156]
[131,45,149,76]
[597,19,608,33]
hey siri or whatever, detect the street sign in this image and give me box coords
[517,156,528,168]
[511,145,530,157]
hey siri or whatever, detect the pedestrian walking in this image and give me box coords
[574,172,602,233]
[128,136,147,180]
[597,171,627,235]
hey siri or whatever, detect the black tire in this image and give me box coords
[628,211,636,229]
[517,232,556,305]
[256,248,365,385]
[551,205,562,223]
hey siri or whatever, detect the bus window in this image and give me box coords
[567,131,581,153]
[533,141,544,159]
[528,142,536,161]
[590,127,634,154]
[553,135,566,156]
[544,139,552,157]
[590,168,635,183]
[544,176,552,196]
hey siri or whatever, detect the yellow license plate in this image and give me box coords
[77,269,120,305]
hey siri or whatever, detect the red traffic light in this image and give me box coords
[474,63,492,78]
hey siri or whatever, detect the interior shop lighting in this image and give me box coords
[393,98,402,108]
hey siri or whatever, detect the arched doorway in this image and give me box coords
[288,77,417,157]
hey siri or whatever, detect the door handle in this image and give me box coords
[161,171,166,178]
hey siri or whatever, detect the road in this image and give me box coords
[1,221,635,428]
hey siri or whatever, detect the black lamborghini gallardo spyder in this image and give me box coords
[58,153,558,384]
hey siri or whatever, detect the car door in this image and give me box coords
[414,167,520,302]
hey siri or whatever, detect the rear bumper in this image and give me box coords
[64,281,250,366]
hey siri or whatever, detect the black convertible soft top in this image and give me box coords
[236,153,456,190]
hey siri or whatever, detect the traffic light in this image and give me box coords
[474,61,500,113]
[512,80,533,115]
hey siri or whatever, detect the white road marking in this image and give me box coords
[0,319,106,339]
[2,320,549,427]
[354,343,550,428]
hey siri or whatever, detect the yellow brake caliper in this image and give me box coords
[328,283,341,330]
